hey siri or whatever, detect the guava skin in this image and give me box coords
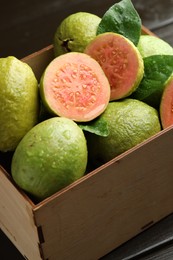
[137,35,173,58]
[11,117,88,201]
[86,99,161,166]
[0,56,39,152]
[53,12,101,56]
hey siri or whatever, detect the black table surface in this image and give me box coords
[0,0,173,259]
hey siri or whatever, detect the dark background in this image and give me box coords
[0,0,173,259]
[0,0,173,60]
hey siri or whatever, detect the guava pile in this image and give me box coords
[0,0,173,201]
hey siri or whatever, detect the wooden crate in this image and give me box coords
[0,27,173,260]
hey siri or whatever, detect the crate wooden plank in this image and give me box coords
[33,127,173,260]
[0,168,41,260]
[22,45,54,81]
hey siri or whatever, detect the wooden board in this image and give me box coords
[0,168,41,260]
[22,45,54,81]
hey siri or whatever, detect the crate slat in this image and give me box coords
[0,169,42,259]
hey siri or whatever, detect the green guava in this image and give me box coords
[11,117,88,201]
[53,12,101,56]
[0,56,39,152]
[86,99,161,166]
[84,32,144,101]
[39,52,110,122]
[137,35,173,58]
[160,74,173,129]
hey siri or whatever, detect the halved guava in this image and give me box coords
[160,75,173,129]
[40,52,110,122]
[84,32,144,100]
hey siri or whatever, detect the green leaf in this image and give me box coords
[97,0,141,46]
[131,55,173,108]
[78,117,109,137]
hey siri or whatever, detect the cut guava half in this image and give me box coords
[40,52,110,122]
[160,75,173,129]
[84,32,144,101]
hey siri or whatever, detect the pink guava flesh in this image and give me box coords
[85,32,143,100]
[41,52,110,122]
[160,77,173,129]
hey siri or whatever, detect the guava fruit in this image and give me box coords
[137,35,173,58]
[39,52,110,122]
[11,117,88,201]
[160,74,173,129]
[84,32,144,100]
[86,99,161,166]
[0,56,39,152]
[53,12,101,56]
